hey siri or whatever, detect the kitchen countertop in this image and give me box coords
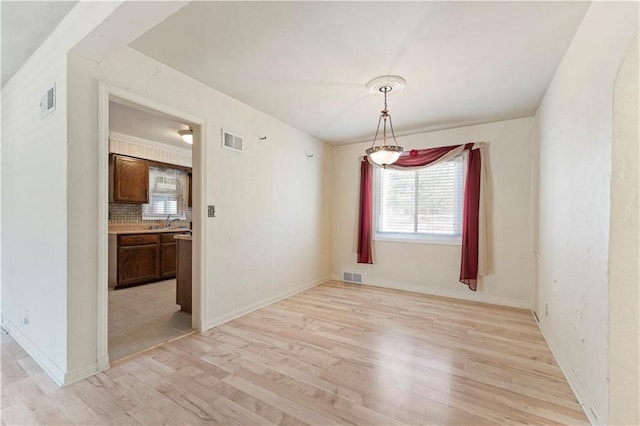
[108,228,191,235]
[174,234,192,241]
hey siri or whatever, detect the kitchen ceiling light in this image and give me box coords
[365,76,405,168]
[178,128,193,144]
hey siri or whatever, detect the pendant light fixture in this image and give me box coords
[178,128,193,144]
[365,76,405,168]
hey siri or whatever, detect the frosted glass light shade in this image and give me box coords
[178,129,193,144]
[366,145,403,167]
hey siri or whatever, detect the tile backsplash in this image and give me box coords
[109,203,192,226]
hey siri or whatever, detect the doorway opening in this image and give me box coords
[108,101,193,360]
[97,84,207,370]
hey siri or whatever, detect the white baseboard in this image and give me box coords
[330,274,531,309]
[534,314,601,425]
[97,354,110,371]
[64,362,99,386]
[205,276,330,330]
[2,318,65,387]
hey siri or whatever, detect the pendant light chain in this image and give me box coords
[383,86,389,111]
[380,85,399,147]
[382,88,388,147]
[364,76,405,167]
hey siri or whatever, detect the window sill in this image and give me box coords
[374,234,461,246]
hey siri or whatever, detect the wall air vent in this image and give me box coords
[222,130,244,153]
[40,83,56,119]
[342,271,364,284]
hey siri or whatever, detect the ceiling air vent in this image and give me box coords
[342,271,364,284]
[222,130,244,153]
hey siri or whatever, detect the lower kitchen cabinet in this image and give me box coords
[109,231,188,289]
[160,235,178,278]
[175,236,192,313]
[119,244,159,286]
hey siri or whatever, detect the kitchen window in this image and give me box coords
[374,155,465,244]
[142,166,189,220]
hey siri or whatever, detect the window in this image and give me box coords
[142,166,189,220]
[374,156,465,243]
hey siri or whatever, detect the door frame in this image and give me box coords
[97,82,208,371]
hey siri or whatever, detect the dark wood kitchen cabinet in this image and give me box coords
[188,172,192,207]
[109,233,159,288]
[118,244,159,286]
[175,236,192,313]
[160,233,180,278]
[109,154,149,203]
[109,231,188,289]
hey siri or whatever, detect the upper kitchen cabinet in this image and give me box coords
[110,154,149,203]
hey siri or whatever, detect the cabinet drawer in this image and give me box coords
[161,232,188,243]
[119,234,159,246]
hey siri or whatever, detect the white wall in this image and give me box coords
[332,118,535,308]
[0,2,122,385]
[609,36,639,425]
[66,46,332,377]
[534,3,638,424]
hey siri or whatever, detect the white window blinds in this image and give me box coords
[142,167,189,220]
[375,156,465,239]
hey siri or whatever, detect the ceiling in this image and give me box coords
[1,1,77,87]
[2,2,591,144]
[109,101,192,151]
[130,1,590,145]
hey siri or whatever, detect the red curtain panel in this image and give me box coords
[460,146,481,290]
[357,158,373,264]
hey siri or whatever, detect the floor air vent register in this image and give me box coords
[342,271,364,284]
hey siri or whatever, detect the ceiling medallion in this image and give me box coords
[365,75,406,95]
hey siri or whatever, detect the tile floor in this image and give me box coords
[108,279,192,361]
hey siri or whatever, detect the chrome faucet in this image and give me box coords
[165,215,180,228]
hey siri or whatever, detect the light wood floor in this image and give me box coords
[2,281,588,425]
